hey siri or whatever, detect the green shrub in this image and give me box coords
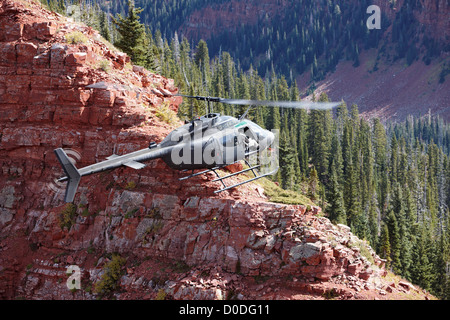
[59,203,77,230]
[124,181,136,190]
[94,254,126,298]
[154,103,178,125]
[172,260,191,273]
[124,207,139,219]
[156,288,166,300]
[65,31,88,45]
[323,288,340,299]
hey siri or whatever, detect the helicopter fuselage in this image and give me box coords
[159,113,274,170]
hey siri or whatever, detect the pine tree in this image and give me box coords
[327,159,346,224]
[236,72,250,116]
[434,233,450,298]
[379,224,391,267]
[342,119,353,177]
[308,166,319,201]
[296,108,309,177]
[57,0,66,14]
[194,39,210,69]
[329,133,343,186]
[427,142,440,232]
[171,32,181,65]
[397,184,415,280]
[111,0,147,66]
[99,10,111,42]
[344,151,360,231]
[390,134,399,185]
[221,52,235,99]
[368,193,380,249]
[291,129,302,187]
[373,118,389,214]
[267,104,281,131]
[307,93,331,185]
[410,227,434,291]
[385,210,402,273]
[360,119,375,211]
[279,127,296,190]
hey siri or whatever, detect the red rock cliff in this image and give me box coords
[0,0,432,300]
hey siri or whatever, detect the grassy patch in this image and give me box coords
[348,238,375,265]
[98,59,111,73]
[96,34,119,53]
[237,162,314,206]
[252,175,314,206]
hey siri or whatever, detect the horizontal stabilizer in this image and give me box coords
[106,154,119,160]
[124,160,146,170]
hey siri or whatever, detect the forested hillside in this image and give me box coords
[37,0,450,299]
[86,0,448,83]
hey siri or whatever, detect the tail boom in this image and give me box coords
[54,146,168,202]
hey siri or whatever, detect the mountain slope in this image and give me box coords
[0,0,434,300]
[301,49,450,122]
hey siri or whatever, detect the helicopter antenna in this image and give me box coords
[239,105,252,121]
[206,83,213,114]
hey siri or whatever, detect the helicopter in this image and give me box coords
[54,93,340,203]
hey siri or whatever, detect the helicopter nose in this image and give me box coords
[260,130,275,150]
[268,131,275,146]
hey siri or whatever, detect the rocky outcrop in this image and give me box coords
[4,189,389,300]
[0,0,431,300]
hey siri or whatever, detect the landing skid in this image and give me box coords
[179,152,278,193]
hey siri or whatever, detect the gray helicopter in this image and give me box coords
[54,94,339,202]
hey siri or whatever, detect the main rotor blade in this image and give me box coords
[174,94,340,110]
[220,98,340,110]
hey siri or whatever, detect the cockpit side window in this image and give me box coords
[216,118,238,131]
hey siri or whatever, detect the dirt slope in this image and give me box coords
[300,49,450,122]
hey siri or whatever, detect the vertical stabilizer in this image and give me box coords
[54,148,81,203]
